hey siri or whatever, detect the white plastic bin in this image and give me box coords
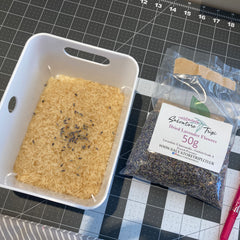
[0,33,139,209]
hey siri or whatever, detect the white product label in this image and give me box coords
[148,103,233,173]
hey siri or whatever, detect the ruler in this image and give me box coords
[139,0,240,27]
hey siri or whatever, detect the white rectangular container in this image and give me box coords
[0,33,139,209]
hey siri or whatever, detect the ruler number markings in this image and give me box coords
[213,18,220,24]
[228,22,235,28]
[199,14,206,20]
[184,10,191,17]
[140,0,148,5]
[139,0,237,29]
[169,6,176,13]
[155,3,162,9]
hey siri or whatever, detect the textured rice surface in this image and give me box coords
[14,75,124,199]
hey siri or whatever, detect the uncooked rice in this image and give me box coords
[14,75,124,199]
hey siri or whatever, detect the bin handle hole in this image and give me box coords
[64,47,110,65]
[8,96,17,113]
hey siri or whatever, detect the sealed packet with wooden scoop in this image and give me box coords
[121,46,240,208]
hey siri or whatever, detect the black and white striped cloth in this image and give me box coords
[0,214,101,240]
